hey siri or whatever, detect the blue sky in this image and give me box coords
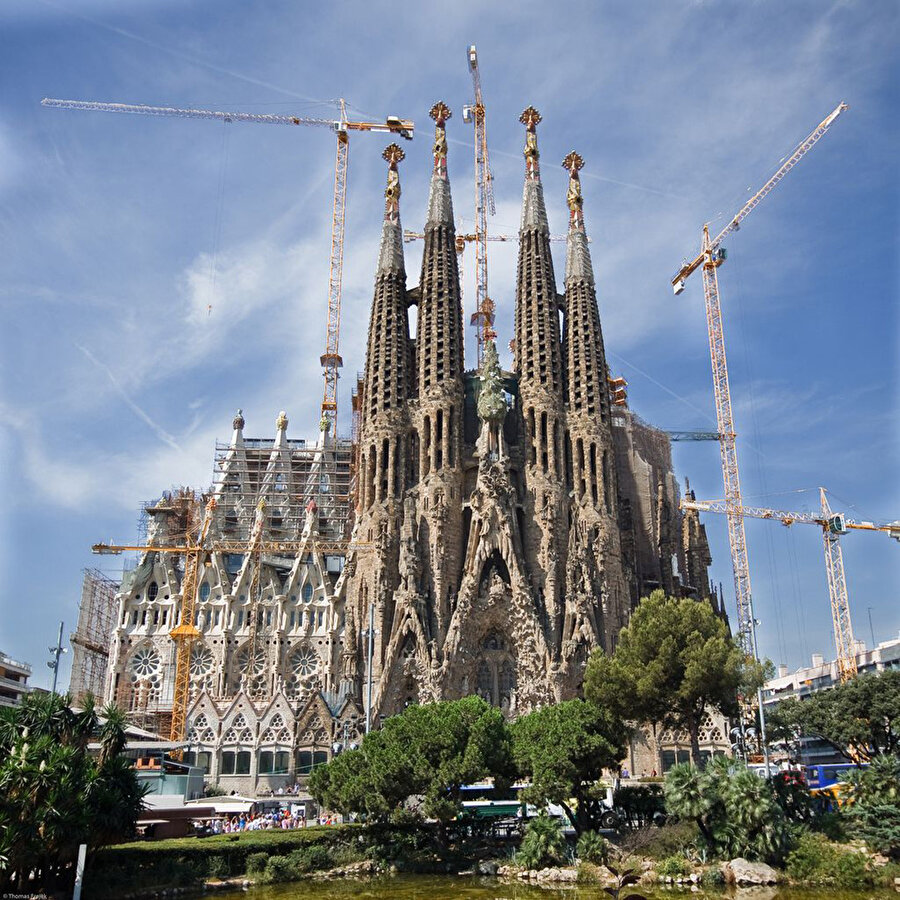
[1,0,897,690]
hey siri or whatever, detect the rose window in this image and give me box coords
[190,644,214,677]
[285,646,319,699]
[130,646,160,679]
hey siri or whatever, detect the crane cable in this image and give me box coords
[207,119,231,318]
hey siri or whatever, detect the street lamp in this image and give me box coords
[47,620,67,695]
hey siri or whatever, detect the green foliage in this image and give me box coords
[245,851,269,875]
[770,771,811,822]
[511,698,627,835]
[842,754,900,859]
[85,826,347,897]
[206,855,230,879]
[771,670,900,761]
[656,854,689,877]
[310,696,514,824]
[700,866,725,886]
[664,757,791,864]
[613,784,665,829]
[0,691,148,894]
[287,845,333,873]
[262,854,294,883]
[516,813,568,870]
[620,821,697,861]
[575,830,609,865]
[786,831,871,888]
[584,591,761,764]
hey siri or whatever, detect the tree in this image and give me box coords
[664,756,791,864]
[843,754,900,859]
[310,696,514,828]
[768,670,900,762]
[584,590,762,765]
[0,692,147,894]
[511,698,627,835]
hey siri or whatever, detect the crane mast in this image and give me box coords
[683,489,898,681]
[671,102,848,661]
[462,45,496,367]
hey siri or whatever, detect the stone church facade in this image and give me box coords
[102,103,724,793]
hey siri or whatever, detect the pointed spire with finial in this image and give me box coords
[563,151,594,285]
[519,106,548,232]
[426,101,454,227]
[376,143,406,275]
[231,408,245,447]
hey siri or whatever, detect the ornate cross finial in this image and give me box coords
[521,107,542,178]
[430,102,451,175]
[429,101,451,126]
[563,150,584,174]
[276,410,288,431]
[563,151,585,218]
[520,106,542,130]
[382,143,406,168]
[232,408,245,431]
[383,144,404,219]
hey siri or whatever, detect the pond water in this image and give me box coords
[209,873,897,899]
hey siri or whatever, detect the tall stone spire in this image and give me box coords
[362,144,411,430]
[514,107,566,659]
[514,107,563,398]
[414,102,465,646]
[417,102,464,395]
[559,150,626,654]
[562,152,610,427]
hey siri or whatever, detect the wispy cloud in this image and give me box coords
[75,343,182,451]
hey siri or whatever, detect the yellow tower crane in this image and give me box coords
[671,102,848,663]
[682,489,899,681]
[41,96,414,439]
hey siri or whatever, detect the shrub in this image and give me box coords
[575,830,609,865]
[288,845,333,873]
[245,852,269,876]
[620,821,697,861]
[785,831,871,888]
[206,855,230,879]
[656,855,689,878]
[516,814,567,870]
[700,867,725,886]
[262,855,294,884]
[664,757,791,864]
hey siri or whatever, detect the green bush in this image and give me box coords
[700,866,725,886]
[262,855,294,883]
[664,757,791,864]
[620,821,697,861]
[85,826,353,897]
[245,851,269,876]
[206,855,230,879]
[575,830,609,865]
[287,844,333,873]
[656,855,689,878]
[785,831,871,888]
[516,814,568,870]
[811,810,846,842]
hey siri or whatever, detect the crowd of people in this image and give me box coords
[203,809,341,834]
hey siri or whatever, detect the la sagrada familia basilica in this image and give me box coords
[94,103,728,791]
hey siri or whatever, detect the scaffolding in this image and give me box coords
[212,437,354,544]
[69,568,119,704]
